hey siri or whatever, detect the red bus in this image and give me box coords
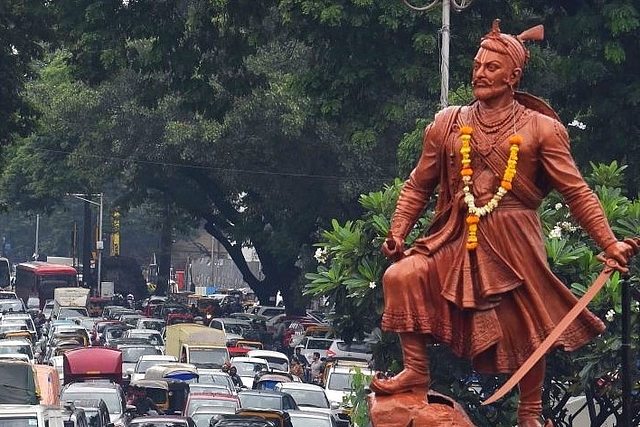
[14,262,78,309]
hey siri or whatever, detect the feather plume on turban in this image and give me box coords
[480,19,544,69]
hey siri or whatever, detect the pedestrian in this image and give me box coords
[309,352,325,385]
[369,19,638,427]
[290,357,304,381]
[228,365,244,388]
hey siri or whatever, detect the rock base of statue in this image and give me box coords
[368,389,476,427]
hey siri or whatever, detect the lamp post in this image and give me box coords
[68,193,103,296]
[402,0,475,107]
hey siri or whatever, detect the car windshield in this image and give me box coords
[57,307,88,319]
[62,390,122,414]
[307,339,332,350]
[327,372,354,391]
[129,332,164,346]
[136,359,174,373]
[282,389,328,408]
[233,361,268,376]
[289,414,332,427]
[121,346,161,363]
[238,394,282,409]
[0,300,26,313]
[0,343,33,358]
[0,417,38,427]
[189,348,227,369]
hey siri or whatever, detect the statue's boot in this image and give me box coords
[517,360,553,427]
[370,332,429,395]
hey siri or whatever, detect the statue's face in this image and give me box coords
[472,47,520,102]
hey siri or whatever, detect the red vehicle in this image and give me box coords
[14,261,78,309]
[63,347,123,385]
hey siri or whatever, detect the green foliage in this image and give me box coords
[342,366,374,427]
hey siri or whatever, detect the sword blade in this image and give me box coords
[482,260,619,405]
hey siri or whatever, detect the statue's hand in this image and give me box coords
[604,239,639,266]
[382,236,405,261]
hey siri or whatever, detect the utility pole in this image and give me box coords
[68,193,104,296]
[401,0,475,107]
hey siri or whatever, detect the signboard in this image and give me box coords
[100,281,115,298]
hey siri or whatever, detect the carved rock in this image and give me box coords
[368,390,476,427]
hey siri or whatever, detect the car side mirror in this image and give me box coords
[330,401,340,410]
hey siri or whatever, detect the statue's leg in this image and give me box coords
[370,332,430,395]
[517,359,553,427]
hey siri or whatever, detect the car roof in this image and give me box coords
[63,381,119,392]
[275,382,324,391]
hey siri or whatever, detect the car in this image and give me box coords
[69,398,112,427]
[183,392,240,417]
[136,317,166,332]
[287,410,339,427]
[293,337,334,364]
[0,298,27,314]
[229,356,269,389]
[237,389,299,412]
[274,383,348,427]
[322,360,373,412]
[130,354,178,381]
[196,369,236,395]
[189,406,236,427]
[122,328,166,351]
[1,312,38,336]
[246,349,290,373]
[127,415,196,427]
[208,317,261,343]
[61,381,132,427]
[325,340,372,363]
[112,343,163,379]
[0,338,35,363]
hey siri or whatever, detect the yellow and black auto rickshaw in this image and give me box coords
[129,378,190,415]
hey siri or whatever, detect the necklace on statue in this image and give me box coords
[459,101,522,251]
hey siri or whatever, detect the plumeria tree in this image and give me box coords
[305,161,640,426]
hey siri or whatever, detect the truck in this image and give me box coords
[164,323,229,370]
[52,287,90,320]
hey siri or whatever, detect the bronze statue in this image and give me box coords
[370,19,638,427]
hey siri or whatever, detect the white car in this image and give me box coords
[275,382,349,426]
[246,349,290,373]
[129,354,177,381]
[0,338,36,364]
[323,361,373,411]
[229,356,269,389]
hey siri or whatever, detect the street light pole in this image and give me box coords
[402,0,475,107]
[68,193,103,296]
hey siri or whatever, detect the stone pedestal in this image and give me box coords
[368,390,476,427]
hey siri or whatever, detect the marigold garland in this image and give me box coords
[459,127,522,250]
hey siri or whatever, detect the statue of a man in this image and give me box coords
[370,19,637,427]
